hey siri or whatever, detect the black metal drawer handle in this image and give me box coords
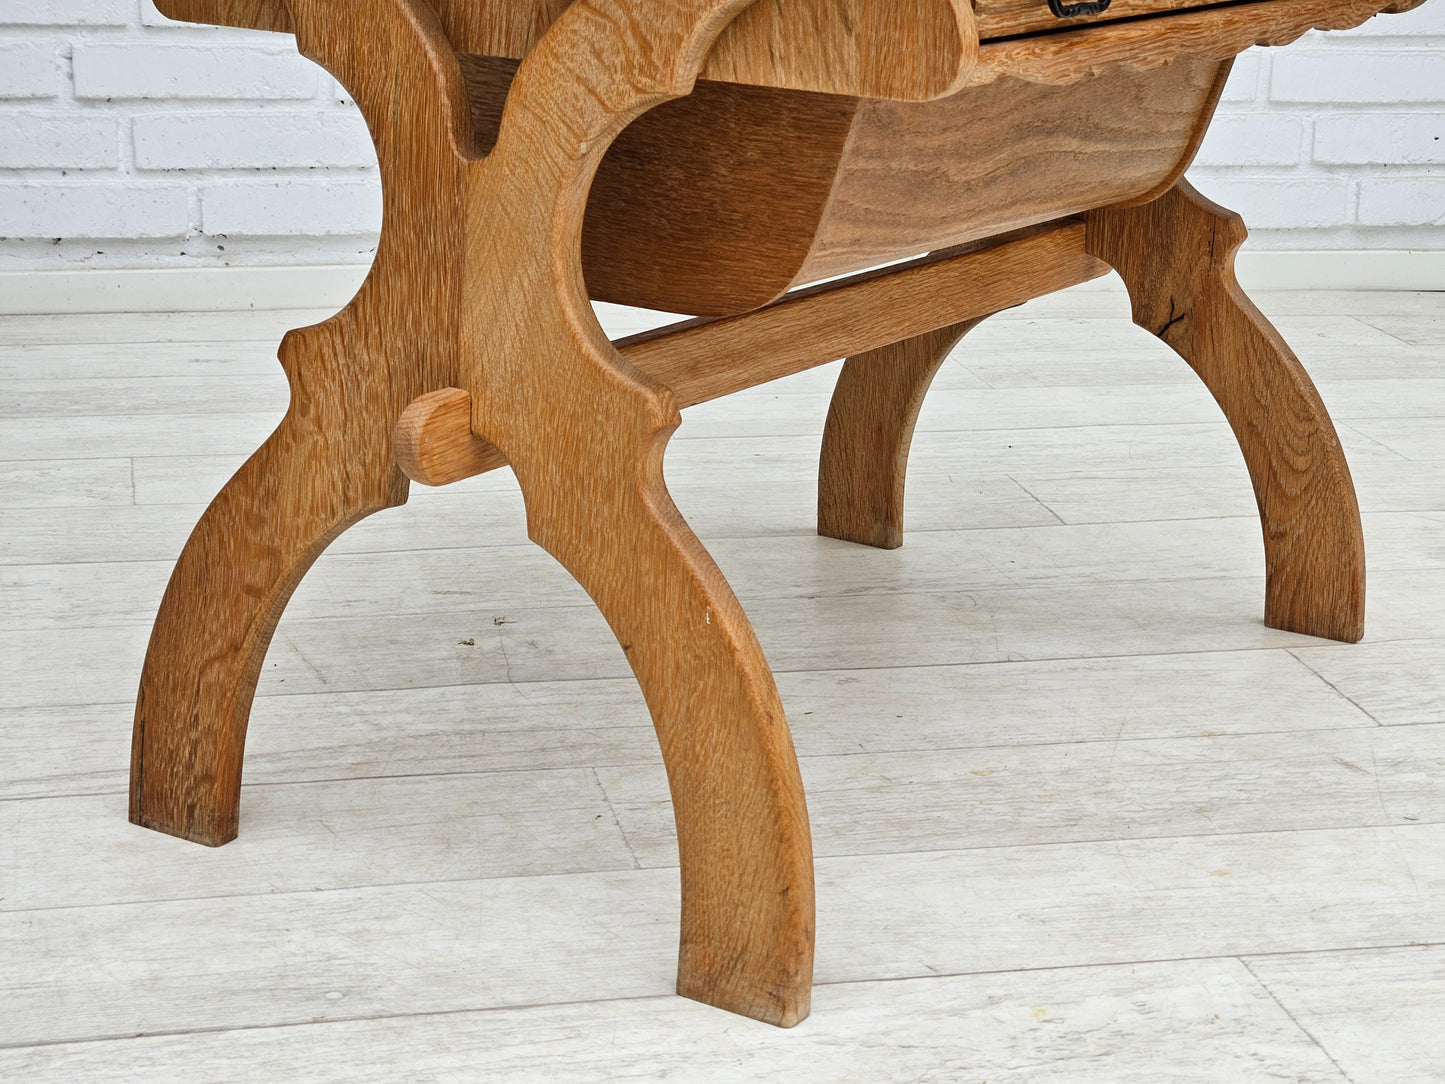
[1048,0,1113,16]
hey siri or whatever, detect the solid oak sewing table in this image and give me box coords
[136,0,1425,1028]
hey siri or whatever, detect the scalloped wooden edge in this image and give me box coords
[968,0,1414,87]
[152,0,1422,100]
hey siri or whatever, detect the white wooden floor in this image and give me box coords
[2,284,1443,1081]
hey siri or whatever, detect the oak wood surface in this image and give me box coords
[817,322,985,550]
[616,223,1109,408]
[1087,182,1367,642]
[157,0,1405,317]
[578,67,861,316]
[797,57,1225,286]
[390,223,1106,488]
[139,0,818,1029]
[459,53,861,316]
[132,0,476,849]
[459,53,1221,314]
[973,0,1218,40]
[453,0,822,1023]
[6,290,1442,1072]
[969,0,1410,86]
[153,0,1416,97]
[394,386,507,486]
[154,0,975,100]
[127,0,1408,1040]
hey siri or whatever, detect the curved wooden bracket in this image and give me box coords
[1088,181,1366,643]
[286,0,478,161]
[453,0,818,1027]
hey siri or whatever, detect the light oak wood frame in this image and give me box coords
[133,0,1385,1033]
[1090,182,1366,642]
[133,0,825,1029]
[816,183,1366,642]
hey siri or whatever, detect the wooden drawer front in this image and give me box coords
[974,0,1227,40]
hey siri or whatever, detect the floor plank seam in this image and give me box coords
[2,639,1427,712]
[5,942,1443,1055]
[4,297,1442,1068]
[590,765,646,870]
[1003,473,1069,525]
[1285,649,1387,726]
[1239,957,1359,1084]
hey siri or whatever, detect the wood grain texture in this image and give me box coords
[131,0,475,849]
[386,223,1106,489]
[156,0,294,32]
[460,54,1221,314]
[154,0,975,101]
[974,0,1215,41]
[1087,181,1366,643]
[700,0,975,100]
[617,223,1110,407]
[458,54,860,315]
[453,0,818,1025]
[8,287,1445,1074]
[136,0,817,1028]
[580,67,862,316]
[0,959,1359,1083]
[817,321,984,550]
[799,57,1225,285]
[1244,945,1445,1084]
[6,821,1445,1051]
[968,0,1412,87]
[157,1,1409,318]
[7,646,1377,802]
[394,387,506,486]
[129,0,1412,1039]
[22,510,1445,639]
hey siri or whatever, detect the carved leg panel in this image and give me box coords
[501,408,814,1026]
[1088,181,1366,642]
[130,321,409,846]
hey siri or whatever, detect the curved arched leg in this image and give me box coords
[818,319,984,549]
[493,393,814,1026]
[1088,181,1365,642]
[133,0,472,847]
[446,0,816,1025]
[130,320,411,846]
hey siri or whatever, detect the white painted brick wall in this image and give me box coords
[0,42,62,98]
[1187,4,1445,243]
[0,0,1439,274]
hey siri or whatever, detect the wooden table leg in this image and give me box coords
[818,319,986,549]
[502,405,815,1026]
[446,0,819,1025]
[132,0,471,848]
[1088,181,1366,643]
[131,318,410,846]
[134,0,821,1026]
